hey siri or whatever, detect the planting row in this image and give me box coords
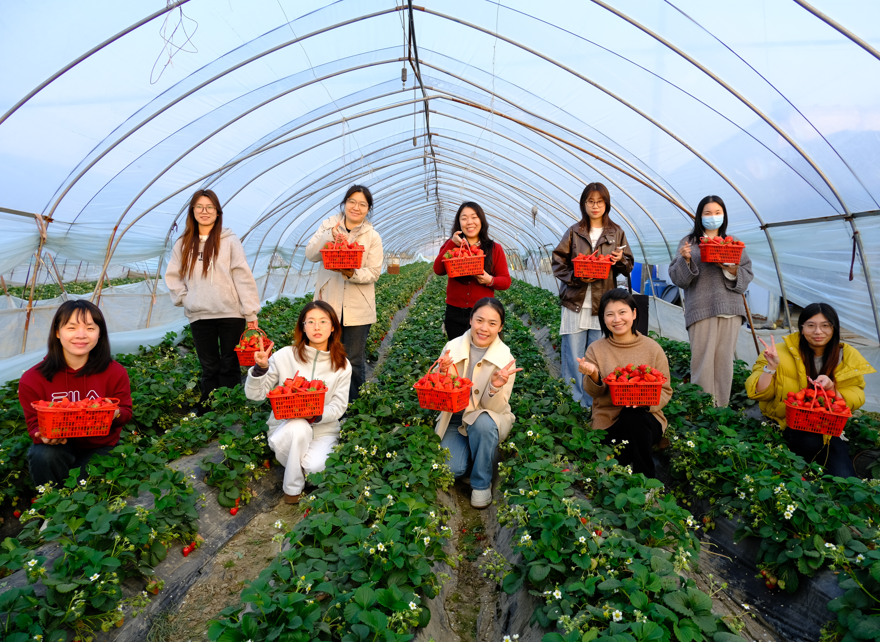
[0,263,432,641]
[3,277,147,301]
[501,278,880,642]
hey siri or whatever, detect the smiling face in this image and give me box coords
[470,304,502,347]
[56,310,100,366]
[584,191,606,226]
[192,195,219,232]
[603,300,636,339]
[459,207,482,241]
[802,312,834,351]
[303,308,332,350]
[344,191,370,227]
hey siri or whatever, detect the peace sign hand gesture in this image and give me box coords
[254,336,271,370]
[491,360,524,389]
[757,335,780,370]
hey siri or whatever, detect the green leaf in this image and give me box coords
[871,561,880,583]
[674,618,701,642]
[664,592,695,617]
[630,621,663,642]
[713,634,749,642]
[353,586,376,609]
[630,590,649,611]
[851,615,880,640]
[502,571,523,594]
[56,582,79,593]
[529,564,551,582]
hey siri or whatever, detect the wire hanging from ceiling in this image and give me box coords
[150,1,199,85]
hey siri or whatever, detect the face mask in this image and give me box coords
[702,215,724,230]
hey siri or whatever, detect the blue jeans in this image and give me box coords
[341,323,371,403]
[783,428,856,478]
[561,329,602,407]
[28,443,116,487]
[440,412,499,491]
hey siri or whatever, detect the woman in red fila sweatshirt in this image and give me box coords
[19,300,133,487]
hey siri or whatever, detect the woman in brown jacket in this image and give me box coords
[551,183,634,409]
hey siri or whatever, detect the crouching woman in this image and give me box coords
[433,298,522,509]
[245,301,352,504]
[580,289,673,478]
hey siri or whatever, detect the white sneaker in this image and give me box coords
[471,488,492,509]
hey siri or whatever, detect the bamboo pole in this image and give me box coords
[742,294,761,356]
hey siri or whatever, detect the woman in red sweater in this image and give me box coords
[19,300,133,487]
[433,202,511,339]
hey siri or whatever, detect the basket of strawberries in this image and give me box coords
[699,236,745,265]
[413,359,473,412]
[30,397,120,439]
[441,239,485,278]
[572,249,613,279]
[603,363,666,406]
[234,328,273,367]
[321,239,365,270]
[784,384,851,438]
[267,372,327,420]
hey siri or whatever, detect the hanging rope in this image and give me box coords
[150,2,199,85]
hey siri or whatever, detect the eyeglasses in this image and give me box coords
[586,200,605,207]
[803,323,834,332]
[194,205,216,213]
[346,199,369,210]
[304,319,331,327]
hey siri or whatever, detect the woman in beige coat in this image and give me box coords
[305,185,383,403]
[434,298,522,509]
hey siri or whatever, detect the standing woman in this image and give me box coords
[580,289,673,478]
[668,196,754,407]
[746,303,874,478]
[245,301,352,503]
[433,298,521,509]
[305,185,383,404]
[20,300,133,486]
[165,189,261,412]
[551,183,634,409]
[433,202,511,340]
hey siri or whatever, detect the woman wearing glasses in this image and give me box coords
[746,302,875,477]
[165,189,261,413]
[246,301,351,503]
[306,185,383,403]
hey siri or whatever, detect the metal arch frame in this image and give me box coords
[592,0,880,338]
[791,0,880,62]
[414,5,795,329]
[0,1,193,129]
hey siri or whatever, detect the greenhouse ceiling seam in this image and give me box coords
[0,0,192,130]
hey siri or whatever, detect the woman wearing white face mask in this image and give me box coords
[669,196,754,407]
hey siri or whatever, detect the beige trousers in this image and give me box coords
[687,316,742,407]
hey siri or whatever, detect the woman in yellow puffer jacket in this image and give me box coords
[746,302,875,477]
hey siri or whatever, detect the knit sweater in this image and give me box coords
[165,228,261,323]
[244,344,351,440]
[433,240,511,308]
[583,333,673,432]
[667,236,754,328]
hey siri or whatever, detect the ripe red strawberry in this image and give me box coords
[264,459,271,469]
[13,510,21,518]
[230,507,238,516]
[182,546,191,557]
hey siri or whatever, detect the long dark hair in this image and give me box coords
[798,302,842,381]
[686,195,729,244]
[339,185,374,219]
[597,288,639,339]
[293,301,348,372]
[179,189,223,279]
[38,300,112,381]
[449,202,495,279]
[578,183,621,235]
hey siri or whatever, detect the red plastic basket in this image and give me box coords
[269,390,326,420]
[573,258,612,279]
[699,242,744,265]
[321,248,364,270]
[784,385,850,437]
[235,328,273,367]
[31,398,120,439]
[414,360,473,412]
[606,381,663,407]
[443,255,485,278]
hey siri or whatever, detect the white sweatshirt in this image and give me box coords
[245,344,352,439]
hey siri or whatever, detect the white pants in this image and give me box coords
[266,419,338,495]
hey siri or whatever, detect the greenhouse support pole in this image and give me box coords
[847,227,880,343]
[144,255,165,329]
[742,294,760,356]
[0,276,8,297]
[22,216,49,353]
[47,253,66,295]
[278,247,297,296]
